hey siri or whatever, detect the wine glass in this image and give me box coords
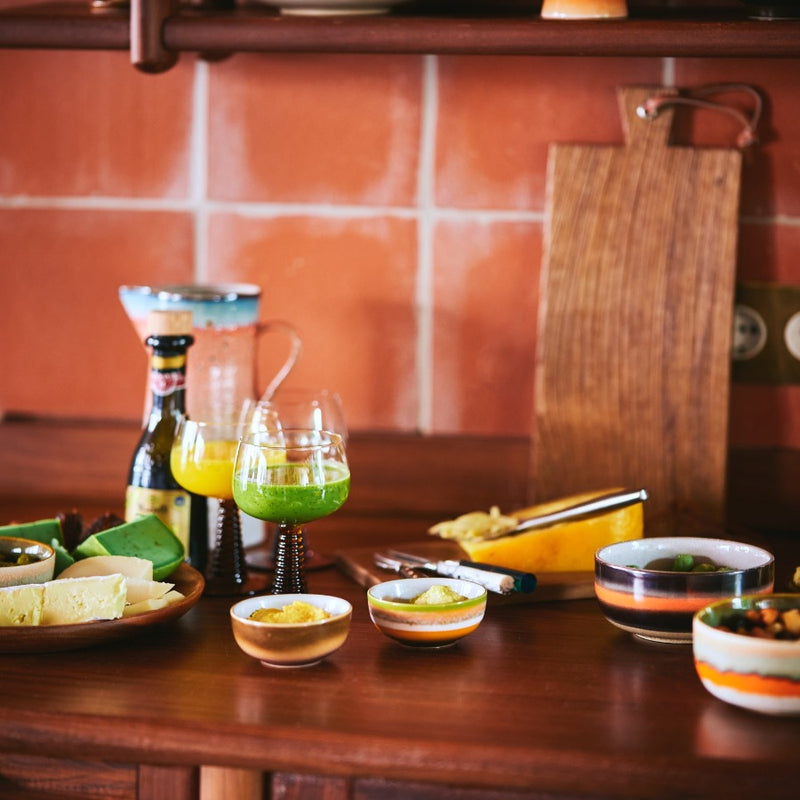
[243,389,347,571]
[170,418,265,596]
[232,429,350,594]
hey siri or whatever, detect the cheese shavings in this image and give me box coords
[428,506,518,542]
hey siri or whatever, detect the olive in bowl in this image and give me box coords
[0,536,56,588]
[693,594,800,716]
[594,537,774,644]
[230,594,352,668]
[367,577,487,648]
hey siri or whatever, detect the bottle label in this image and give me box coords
[150,369,186,397]
[125,486,191,555]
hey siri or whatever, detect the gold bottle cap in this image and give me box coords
[146,309,193,337]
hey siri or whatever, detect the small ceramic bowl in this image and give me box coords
[367,577,487,648]
[230,594,352,668]
[595,537,774,644]
[694,594,800,715]
[0,537,56,588]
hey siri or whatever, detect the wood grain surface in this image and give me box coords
[1,546,799,800]
[334,539,595,603]
[533,86,742,526]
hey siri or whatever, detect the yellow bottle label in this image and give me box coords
[125,486,191,555]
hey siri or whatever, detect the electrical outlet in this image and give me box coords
[732,282,800,384]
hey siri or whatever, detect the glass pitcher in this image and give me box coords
[119,283,302,423]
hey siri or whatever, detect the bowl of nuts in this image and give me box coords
[693,594,800,716]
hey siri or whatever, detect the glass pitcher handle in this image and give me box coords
[255,319,303,402]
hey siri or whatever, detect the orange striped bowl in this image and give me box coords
[594,538,774,644]
[367,578,487,648]
[694,595,800,715]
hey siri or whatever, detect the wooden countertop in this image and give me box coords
[1,515,799,800]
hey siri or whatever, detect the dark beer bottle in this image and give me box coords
[124,310,207,572]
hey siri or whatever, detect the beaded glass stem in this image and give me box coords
[204,498,248,596]
[271,524,307,594]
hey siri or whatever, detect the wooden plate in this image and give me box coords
[0,563,204,653]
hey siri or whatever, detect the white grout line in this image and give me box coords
[415,53,439,434]
[662,56,676,88]
[0,194,546,222]
[190,59,211,282]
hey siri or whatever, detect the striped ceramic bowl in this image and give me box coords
[367,577,487,648]
[595,537,774,644]
[694,594,800,715]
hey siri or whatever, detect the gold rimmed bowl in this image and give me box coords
[230,593,352,668]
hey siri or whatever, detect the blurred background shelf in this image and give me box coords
[0,1,799,67]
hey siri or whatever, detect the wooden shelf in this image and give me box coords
[1,1,799,72]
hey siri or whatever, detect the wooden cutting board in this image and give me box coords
[334,540,595,604]
[532,87,742,527]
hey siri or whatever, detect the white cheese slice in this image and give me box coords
[122,588,184,617]
[124,578,174,605]
[0,584,45,626]
[42,574,127,625]
[58,555,153,581]
[123,597,170,617]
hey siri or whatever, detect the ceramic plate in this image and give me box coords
[0,563,204,653]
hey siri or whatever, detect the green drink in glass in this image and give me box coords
[233,429,349,594]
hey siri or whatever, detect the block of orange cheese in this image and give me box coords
[433,489,644,574]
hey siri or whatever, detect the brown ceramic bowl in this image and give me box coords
[0,536,56,588]
[230,593,352,668]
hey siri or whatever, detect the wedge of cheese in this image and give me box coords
[0,518,63,545]
[58,555,154,582]
[0,584,45,626]
[435,489,644,574]
[42,574,127,625]
[125,578,174,605]
[73,515,184,580]
[122,589,184,618]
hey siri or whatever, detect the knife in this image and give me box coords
[386,549,536,595]
[375,552,514,595]
[509,488,649,536]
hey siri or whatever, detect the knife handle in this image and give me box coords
[460,561,537,594]
[438,562,515,595]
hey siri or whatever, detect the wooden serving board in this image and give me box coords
[533,87,742,526]
[334,539,595,604]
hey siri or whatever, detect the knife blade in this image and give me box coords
[373,553,428,579]
[509,488,648,536]
[386,550,533,595]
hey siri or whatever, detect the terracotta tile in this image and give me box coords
[673,59,800,217]
[207,54,423,206]
[205,213,418,431]
[431,219,541,435]
[435,56,663,211]
[729,385,800,449]
[0,209,194,420]
[0,50,194,198]
[738,221,800,283]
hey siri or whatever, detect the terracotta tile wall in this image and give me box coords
[1,47,799,445]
